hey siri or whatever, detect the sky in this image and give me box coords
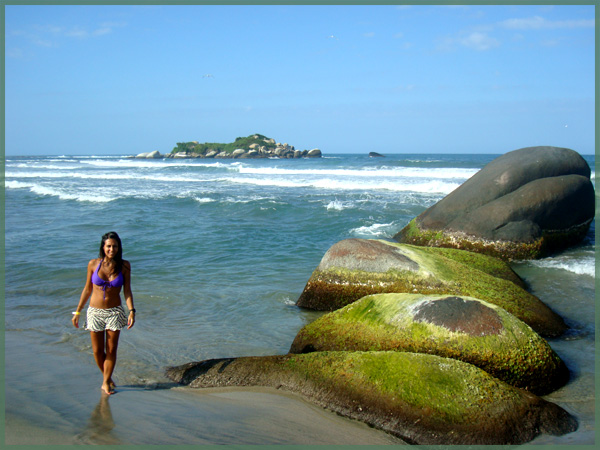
[4,3,596,155]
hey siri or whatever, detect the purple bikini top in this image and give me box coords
[92,259,124,299]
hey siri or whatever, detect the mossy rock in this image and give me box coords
[296,238,566,337]
[396,217,593,261]
[166,351,577,445]
[291,293,569,395]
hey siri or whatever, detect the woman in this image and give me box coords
[72,231,136,395]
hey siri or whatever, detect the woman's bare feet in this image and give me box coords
[101,382,114,395]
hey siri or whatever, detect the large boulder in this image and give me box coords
[395,146,595,260]
[146,150,162,159]
[296,238,566,337]
[290,293,569,395]
[166,351,577,445]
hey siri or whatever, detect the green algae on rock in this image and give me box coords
[295,238,566,337]
[396,217,593,261]
[166,351,577,445]
[290,293,569,395]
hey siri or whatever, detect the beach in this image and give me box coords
[4,153,595,445]
[5,330,404,445]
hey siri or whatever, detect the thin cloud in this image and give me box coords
[15,21,125,46]
[439,31,500,52]
[500,16,595,30]
[459,31,500,50]
[64,22,125,38]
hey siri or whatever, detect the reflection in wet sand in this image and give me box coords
[76,392,120,444]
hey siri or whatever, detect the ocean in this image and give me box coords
[4,152,595,445]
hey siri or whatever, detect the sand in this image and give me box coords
[5,385,405,445]
[4,330,404,445]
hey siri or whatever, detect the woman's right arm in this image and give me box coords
[72,259,96,328]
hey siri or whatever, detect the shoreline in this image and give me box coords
[4,330,403,445]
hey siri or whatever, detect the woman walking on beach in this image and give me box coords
[72,231,136,395]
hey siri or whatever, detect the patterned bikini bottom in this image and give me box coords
[85,305,127,332]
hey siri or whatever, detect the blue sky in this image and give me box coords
[4,3,596,155]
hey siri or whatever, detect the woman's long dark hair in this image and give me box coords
[99,231,123,274]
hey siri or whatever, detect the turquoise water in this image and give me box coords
[4,152,595,444]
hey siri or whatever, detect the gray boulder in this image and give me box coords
[395,146,594,260]
[146,150,162,159]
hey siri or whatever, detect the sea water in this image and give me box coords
[4,152,595,444]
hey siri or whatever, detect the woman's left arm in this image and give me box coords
[123,260,135,328]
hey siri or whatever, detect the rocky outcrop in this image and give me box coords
[395,146,595,260]
[290,293,569,395]
[135,150,163,159]
[166,134,322,159]
[369,152,385,157]
[295,238,566,337]
[166,351,577,445]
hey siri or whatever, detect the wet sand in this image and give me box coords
[5,386,405,445]
[4,331,404,445]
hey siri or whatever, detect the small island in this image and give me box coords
[135,134,322,159]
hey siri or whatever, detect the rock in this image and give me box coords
[395,146,595,260]
[169,135,322,159]
[165,351,577,445]
[369,152,385,157]
[307,149,322,157]
[146,150,162,159]
[290,293,569,395]
[135,151,162,158]
[295,238,567,337]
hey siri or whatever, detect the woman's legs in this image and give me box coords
[103,330,120,391]
[90,330,120,394]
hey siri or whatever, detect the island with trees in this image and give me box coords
[135,134,322,159]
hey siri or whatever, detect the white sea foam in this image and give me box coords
[226,176,459,194]
[529,255,595,278]
[237,166,475,180]
[6,181,115,203]
[13,163,73,170]
[194,197,216,204]
[326,200,353,211]
[5,180,34,189]
[79,159,237,170]
[5,170,212,184]
[225,177,305,188]
[349,222,399,238]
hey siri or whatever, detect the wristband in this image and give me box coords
[72,311,81,315]
[130,309,136,314]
